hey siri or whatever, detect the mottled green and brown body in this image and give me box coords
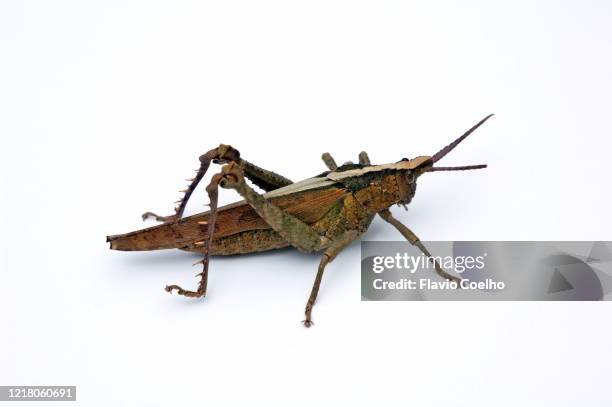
[107,114,493,326]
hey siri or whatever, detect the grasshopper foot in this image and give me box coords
[165,284,206,298]
[302,319,314,328]
[302,305,315,328]
[142,212,177,223]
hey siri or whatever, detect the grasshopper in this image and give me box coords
[107,114,493,326]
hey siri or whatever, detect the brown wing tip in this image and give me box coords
[106,235,120,250]
[106,233,144,251]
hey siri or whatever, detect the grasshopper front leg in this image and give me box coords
[378,209,461,284]
[143,144,294,223]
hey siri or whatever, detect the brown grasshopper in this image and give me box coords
[107,114,493,326]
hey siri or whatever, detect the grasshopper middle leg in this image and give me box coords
[322,151,371,171]
[321,152,338,170]
[218,163,364,326]
[303,230,359,327]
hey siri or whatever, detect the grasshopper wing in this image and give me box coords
[107,177,349,251]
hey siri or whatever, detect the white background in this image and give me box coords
[1,1,611,406]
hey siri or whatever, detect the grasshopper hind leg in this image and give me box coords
[164,161,301,299]
[142,144,293,224]
[142,144,240,224]
[164,171,225,298]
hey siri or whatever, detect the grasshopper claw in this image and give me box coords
[142,212,177,223]
[164,284,205,298]
[301,319,314,328]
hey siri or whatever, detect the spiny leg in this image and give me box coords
[378,209,461,284]
[142,144,294,223]
[240,160,293,192]
[218,162,330,252]
[303,231,359,327]
[164,171,223,298]
[142,144,239,223]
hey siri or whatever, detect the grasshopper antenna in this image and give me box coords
[423,164,487,172]
[431,114,493,163]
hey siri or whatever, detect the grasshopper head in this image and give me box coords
[393,114,492,205]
